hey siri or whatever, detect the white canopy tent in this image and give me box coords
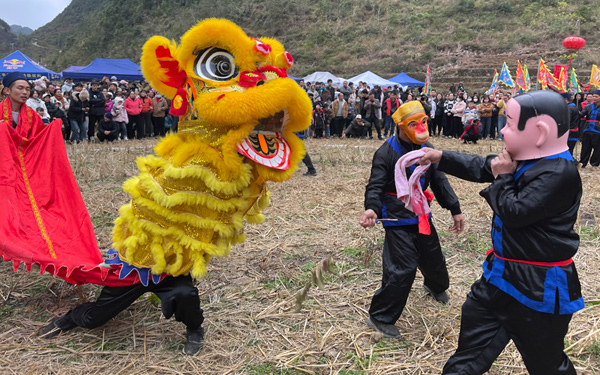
[302,71,346,88]
[346,71,400,90]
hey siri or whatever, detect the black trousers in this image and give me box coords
[366,116,381,138]
[127,114,140,140]
[568,139,578,161]
[443,278,575,375]
[302,151,316,172]
[152,115,166,137]
[138,112,153,139]
[579,131,600,167]
[331,116,345,137]
[368,223,449,324]
[97,131,118,142]
[65,275,203,331]
[88,115,104,139]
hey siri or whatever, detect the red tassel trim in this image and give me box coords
[169,88,188,116]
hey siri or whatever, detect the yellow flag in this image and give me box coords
[591,65,600,86]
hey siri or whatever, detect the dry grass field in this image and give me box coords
[1,136,599,375]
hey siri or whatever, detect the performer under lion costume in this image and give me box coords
[0,19,311,354]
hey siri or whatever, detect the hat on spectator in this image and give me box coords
[110,76,117,81]
[42,93,51,99]
[355,114,362,119]
[560,92,572,100]
[104,112,113,119]
[74,82,83,88]
[594,90,600,96]
[119,80,127,85]
[2,72,28,88]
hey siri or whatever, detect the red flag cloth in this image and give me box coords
[0,113,136,286]
[553,65,569,81]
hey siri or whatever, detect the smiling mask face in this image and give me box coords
[392,101,429,145]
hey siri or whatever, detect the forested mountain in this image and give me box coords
[2,0,598,89]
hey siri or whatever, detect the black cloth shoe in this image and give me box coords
[303,170,317,176]
[39,315,77,339]
[424,285,450,304]
[183,326,204,355]
[366,316,401,339]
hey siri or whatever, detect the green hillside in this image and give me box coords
[3,0,599,90]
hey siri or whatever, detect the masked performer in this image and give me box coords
[421,90,582,374]
[21,19,312,355]
[359,101,464,339]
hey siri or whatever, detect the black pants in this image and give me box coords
[331,116,345,137]
[152,115,166,137]
[579,131,600,167]
[443,278,575,375]
[490,115,498,139]
[431,116,443,136]
[302,151,316,172]
[138,112,152,139]
[366,116,381,138]
[97,131,118,142]
[443,114,452,136]
[127,114,140,140]
[451,117,462,138]
[369,223,449,324]
[568,139,578,161]
[65,275,203,331]
[88,115,104,139]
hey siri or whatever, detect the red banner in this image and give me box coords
[0,120,135,286]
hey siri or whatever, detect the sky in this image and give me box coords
[0,0,72,30]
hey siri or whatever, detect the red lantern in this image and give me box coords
[563,36,586,51]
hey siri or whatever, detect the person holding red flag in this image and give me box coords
[0,72,46,137]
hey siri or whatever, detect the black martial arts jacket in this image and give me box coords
[364,136,461,228]
[438,150,583,314]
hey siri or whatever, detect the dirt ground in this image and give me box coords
[1,136,599,375]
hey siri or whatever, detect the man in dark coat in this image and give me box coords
[87,81,106,141]
[97,113,119,142]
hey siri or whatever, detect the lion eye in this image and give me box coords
[194,47,239,82]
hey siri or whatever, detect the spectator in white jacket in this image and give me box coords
[26,90,49,119]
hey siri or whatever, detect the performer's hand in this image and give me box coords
[491,149,517,178]
[419,147,442,165]
[359,209,378,228]
[451,214,465,234]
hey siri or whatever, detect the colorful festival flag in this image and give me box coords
[499,62,515,87]
[424,65,431,95]
[524,64,531,91]
[515,61,526,91]
[591,65,600,87]
[556,66,567,93]
[569,68,580,94]
[485,69,499,95]
[538,59,548,90]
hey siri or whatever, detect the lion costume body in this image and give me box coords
[110,19,312,281]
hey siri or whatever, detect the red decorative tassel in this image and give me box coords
[169,88,188,116]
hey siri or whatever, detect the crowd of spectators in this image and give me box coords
[298,78,524,142]
[0,75,176,144]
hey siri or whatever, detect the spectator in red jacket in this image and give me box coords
[124,90,141,140]
[138,90,154,139]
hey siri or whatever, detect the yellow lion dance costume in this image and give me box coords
[110,19,311,280]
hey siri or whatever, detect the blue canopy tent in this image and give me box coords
[287,74,302,83]
[68,58,144,81]
[388,72,425,87]
[1,50,61,80]
[60,66,85,76]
